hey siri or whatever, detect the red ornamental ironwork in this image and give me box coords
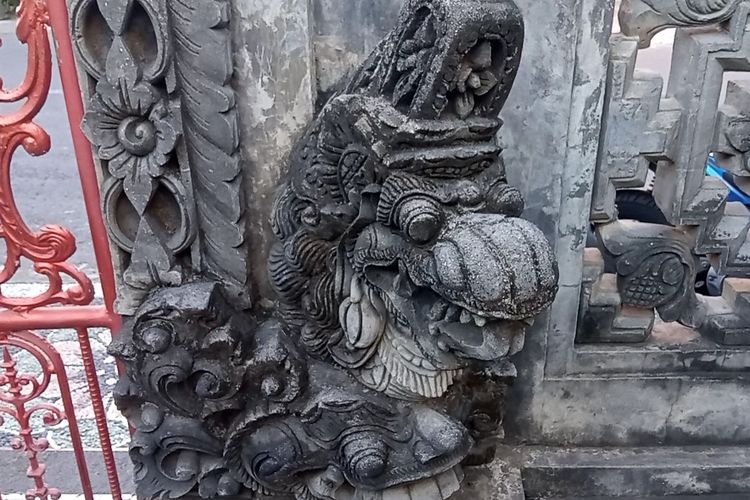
[0,0,94,312]
[0,332,88,500]
[0,0,123,495]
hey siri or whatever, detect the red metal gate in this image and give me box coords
[0,0,123,497]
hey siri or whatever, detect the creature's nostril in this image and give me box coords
[406,213,442,244]
[396,197,443,244]
[353,453,387,478]
[342,435,388,479]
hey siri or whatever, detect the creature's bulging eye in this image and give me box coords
[485,182,524,216]
[135,319,174,354]
[395,197,443,244]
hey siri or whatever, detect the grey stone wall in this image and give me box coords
[230,0,403,302]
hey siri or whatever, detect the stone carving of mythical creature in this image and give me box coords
[108,0,559,499]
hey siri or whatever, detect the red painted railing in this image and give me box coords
[0,0,123,496]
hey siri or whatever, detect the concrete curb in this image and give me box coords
[0,282,105,300]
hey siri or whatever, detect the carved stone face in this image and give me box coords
[229,391,472,495]
[269,0,558,405]
[331,175,558,399]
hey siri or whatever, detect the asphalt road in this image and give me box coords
[1,20,98,283]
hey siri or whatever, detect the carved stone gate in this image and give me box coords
[5,0,750,498]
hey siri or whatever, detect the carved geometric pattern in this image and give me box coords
[590,34,681,223]
[619,0,742,48]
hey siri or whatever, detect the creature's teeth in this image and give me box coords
[428,323,438,336]
[415,374,426,396]
[473,314,487,327]
[439,373,448,394]
[460,309,472,324]
[408,370,418,393]
[427,376,438,397]
[429,300,449,321]
[446,305,460,321]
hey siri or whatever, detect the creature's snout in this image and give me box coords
[413,213,558,320]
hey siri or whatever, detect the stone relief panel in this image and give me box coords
[70,0,250,314]
[71,0,559,498]
[582,0,750,346]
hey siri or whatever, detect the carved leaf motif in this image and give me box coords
[166,0,249,301]
[683,0,735,15]
[644,0,738,20]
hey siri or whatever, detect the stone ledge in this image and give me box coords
[500,445,750,499]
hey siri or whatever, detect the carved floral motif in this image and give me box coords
[70,0,248,313]
[83,59,179,212]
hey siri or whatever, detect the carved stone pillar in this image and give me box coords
[71,0,560,498]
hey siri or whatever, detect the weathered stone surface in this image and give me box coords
[231,0,316,304]
[74,0,560,498]
[311,0,403,105]
[72,0,750,497]
[518,445,750,498]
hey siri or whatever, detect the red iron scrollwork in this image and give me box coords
[0,331,94,500]
[0,0,94,312]
[0,0,124,495]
